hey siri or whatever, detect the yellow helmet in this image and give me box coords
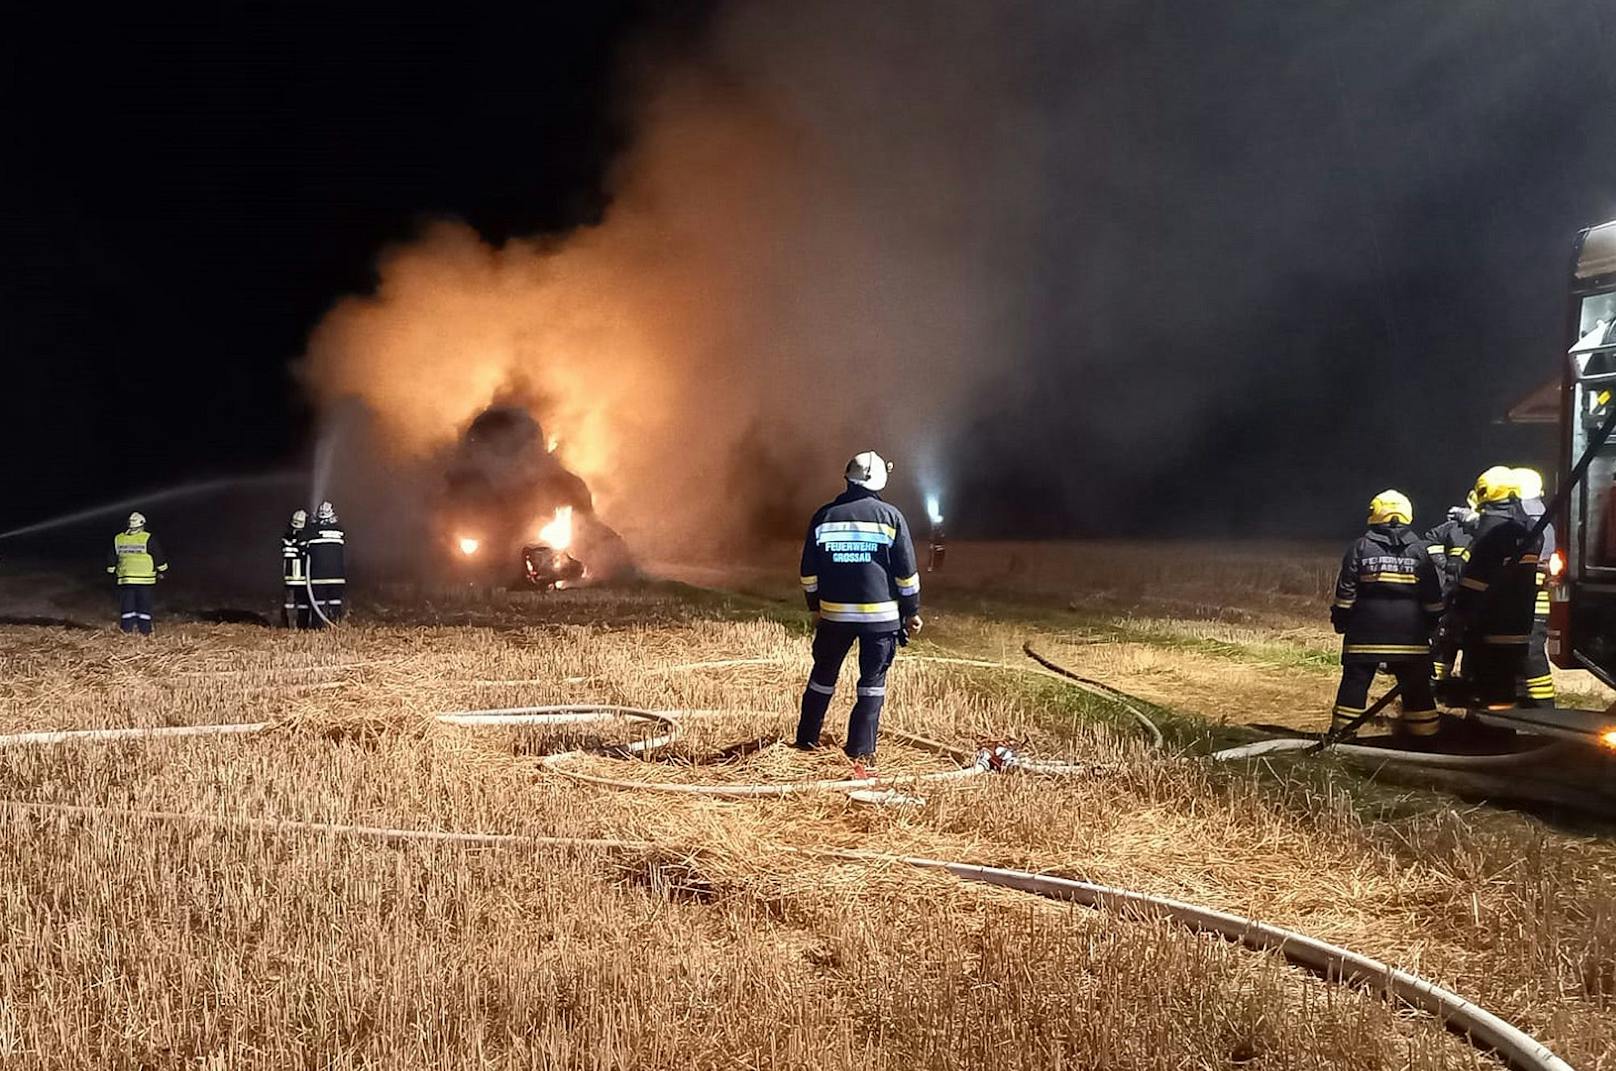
[1367,489,1413,526]
[1473,465,1519,505]
[1511,467,1544,501]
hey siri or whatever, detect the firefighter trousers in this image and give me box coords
[1465,643,1526,709]
[1332,660,1437,737]
[796,623,900,759]
[1520,615,1555,706]
[282,583,310,629]
[307,580,345,628]
[118,585,155,636]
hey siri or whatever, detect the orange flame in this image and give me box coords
[457,536,481,557]
[537,506,573,551]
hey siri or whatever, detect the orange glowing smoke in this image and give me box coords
[537,506,573,551]
[299,4,1046,548]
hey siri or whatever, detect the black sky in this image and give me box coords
[3,1,1613,538]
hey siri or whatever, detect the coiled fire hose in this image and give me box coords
[0,770,1576,1071]
[0,659,1581,1068]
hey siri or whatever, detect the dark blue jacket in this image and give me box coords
[1330,523,1444,662]
[799,485,920,632]
[1447,500,1542,647]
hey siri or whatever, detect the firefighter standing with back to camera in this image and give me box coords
[106,511,169,635]
[303,501,346,626]
[1329,491,1444,740]
[795,451,923,779]
[281,509,309,628]
[1422,491,1478,599]
[1437,467,1543,710]
[1511,467,1556,707]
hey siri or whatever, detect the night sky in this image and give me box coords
[3,2,1613,539]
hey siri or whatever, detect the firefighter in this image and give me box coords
[1437,467,1543,710]
[794,451,923,778]
[303,501,346,627]
[1329,491,1444,739]
[105,512,169,635]
[1423,493,1478,598]
[281,509,309,628]
[1512,468,1555,707]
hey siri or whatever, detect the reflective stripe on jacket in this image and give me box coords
[305,527,346,585]
[107,530,168,586]
[800,486,919,632]
[1331,523,1442,663]
[1520,496,1555,618]
[282,526,306,583]
[1445,500,1542,647]
[1421,516,1475,597]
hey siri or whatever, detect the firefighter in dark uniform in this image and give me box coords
[303,501,346,627]
[105,512,169,635]
[1422,492,1477,599]
[795,451,923,779]
[1512,468,1555,707]
[281,509,309,628]
[1329,491,1444,739]
[1437,467,1543,710]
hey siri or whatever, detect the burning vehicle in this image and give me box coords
[435,406,628,589]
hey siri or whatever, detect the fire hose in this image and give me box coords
[0,657,1593,1065]
[0,680,1583,1067]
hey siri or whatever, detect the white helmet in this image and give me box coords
[315,501,337,524]
[845,451,892,492]
[127,512,146,530]
[290,509,308,530]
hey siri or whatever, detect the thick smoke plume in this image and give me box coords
[301,1,1047,552]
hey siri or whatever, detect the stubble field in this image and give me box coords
[0,545,1613,1069]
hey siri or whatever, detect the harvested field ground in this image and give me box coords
[1,544,1614,1069]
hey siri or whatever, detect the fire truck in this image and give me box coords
[1549,218,1616,709]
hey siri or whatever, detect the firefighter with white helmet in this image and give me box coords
[1436,466,1543,709]
[1511,467,1556,706]
[105,511,169,635]
[303,501,346,626]
[794,451,923,778]
[282,509,309,628]
[1328,490,1444,739]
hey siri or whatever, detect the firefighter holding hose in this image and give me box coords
[794,451,923,779]
[1329,491,1444,740]
[106,512,168,635]
[1436,467,1543,710]
[303,501,347,626]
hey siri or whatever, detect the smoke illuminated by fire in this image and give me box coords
[457,536,481,557]
[301,3,1047,550]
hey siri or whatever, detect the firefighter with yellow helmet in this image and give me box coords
[105,512,169,635]
[1436,466,1543,709]
[1511,467,1556,706]
[1329,491,1444,739]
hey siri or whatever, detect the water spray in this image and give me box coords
[0,473,301,542]
[924,492,946,573]
[309,417,345,513]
